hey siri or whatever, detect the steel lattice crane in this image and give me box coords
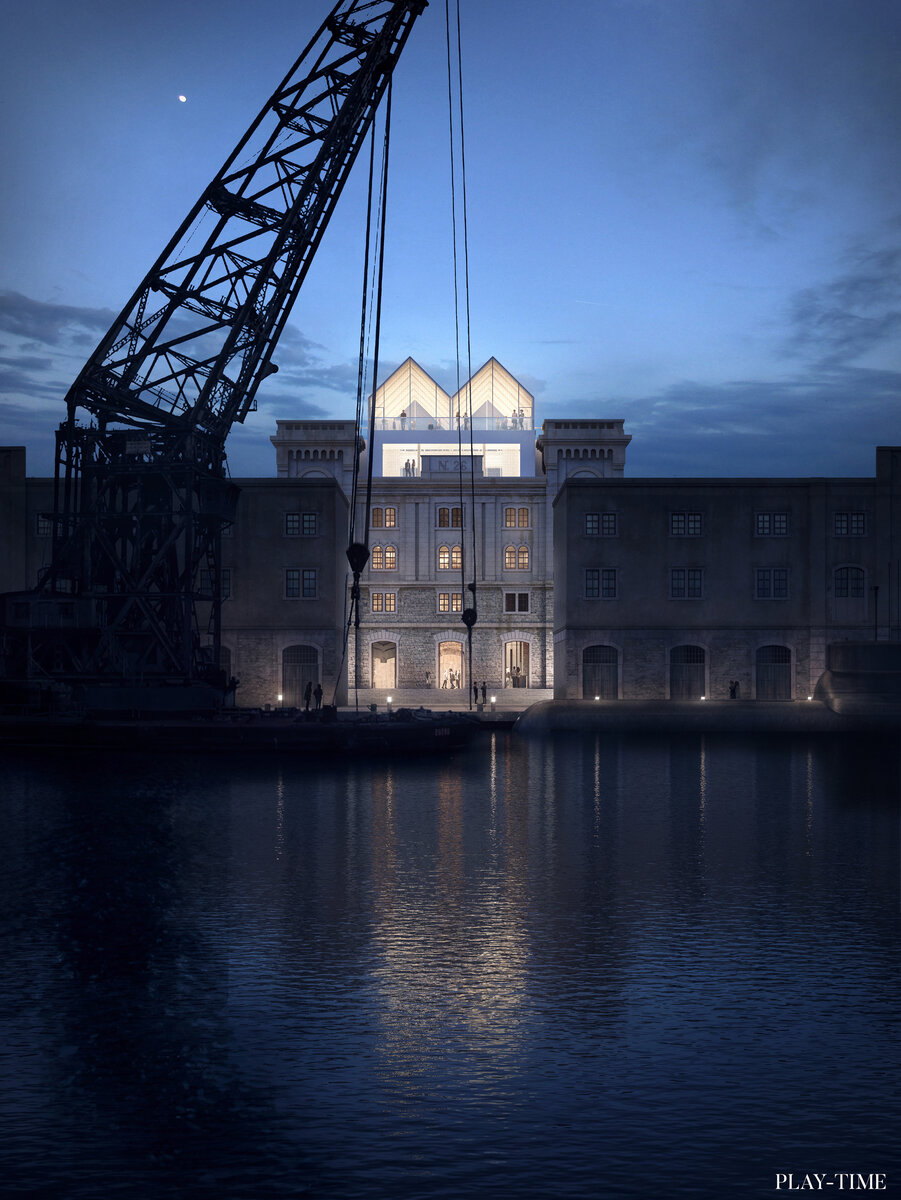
[2,0,426,704]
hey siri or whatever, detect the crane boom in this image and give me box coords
[2,0,427,703]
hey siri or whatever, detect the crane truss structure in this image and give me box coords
[3,0,426,702]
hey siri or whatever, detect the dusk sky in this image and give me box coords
[2,0,899,479]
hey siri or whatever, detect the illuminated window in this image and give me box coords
[372,508,384,528]
[384,507,396,528]
[437,592,462,613]
[451,507,463,528]
[438,545,450,570]
[384,545,396,570]
[371,546,384,570]
[518,507,529,528]
[451,545,462,570]
[517,546,529,570]
[438,507,450,527]
[371,591,384,612]
[504,507,516,528]
[504,546,517,569]
[384,592,396,612]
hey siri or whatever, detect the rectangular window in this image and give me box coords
[438,592,450,613]
[285,569,300,599]
[671,512,702,536]
[451,507,463,528]
[371,592,384,612]
[384,507,396,528]
[302,512,317,536]
[585,568,600,599]
[756,567,789,599]
[200,568,231,599]
[372,508,384,528]
[585,512,617,536]
[505,507,517,528]
[221,522,233,537]
[504,592,530,613]
[518,507,529,528]
[671,568,704,598]
[451,592,462,612]
[601,567,617,599]
[302,568,317,599]
[35,514,53,537]
[285,513,301,536]
[756,512,790,536]
[437,592,462,613]
[384,592,396,612]
[834,511,866,536]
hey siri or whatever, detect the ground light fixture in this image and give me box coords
[387,695,393,711]
[700,695,707,701]
[277,693,283,704]
[594,695,600,701]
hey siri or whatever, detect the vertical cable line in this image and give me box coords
[446,0,477,707]
[341,87,392,708]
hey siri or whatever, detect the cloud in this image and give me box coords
[0,291,113,347]
[787,238,901,366]
[550,365,901,477]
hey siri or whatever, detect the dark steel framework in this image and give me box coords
[3,0,426,692]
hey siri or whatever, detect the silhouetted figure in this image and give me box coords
[425,669,432,687]
[314,682,323,710]
[473,680,479,703]
[481,681,487,703]
[304,680,313,711]
[400,409,406,429]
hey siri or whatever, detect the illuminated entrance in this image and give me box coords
[438,641,463,689]
[371,641,396,689]
[505,641,530,688]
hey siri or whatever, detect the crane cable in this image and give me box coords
[338,84,392,709]
[445,0,478,709]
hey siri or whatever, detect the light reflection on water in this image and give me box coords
[0,732,898,1198]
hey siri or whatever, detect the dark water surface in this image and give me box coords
[1,733,899,1199]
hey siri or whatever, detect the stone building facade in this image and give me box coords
[552,448,901,701]
[2,358,897,706]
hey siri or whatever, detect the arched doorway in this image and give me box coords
[583,645,618,699]
[505,641,530,688]
[283,644,319,707]
[371,640,396,689]
[670,645,705,699]
[756,645,791,699]
[438,641,463,690]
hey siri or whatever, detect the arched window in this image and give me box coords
[504,545,517,569]
[517,545,530,570]
[438,507,450,527]
[283,644,319,707]
[834,566,864,598]
[582,645,618,699]
[670,645,706,700]
[384,545,397,570]
[438,545,450,570]
[371,545,384,570]
[756,645,792,700]
[451,544,462,570]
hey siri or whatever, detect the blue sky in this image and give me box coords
[1,0,899,478]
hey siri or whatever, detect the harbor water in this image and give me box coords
[1,732,899,1198]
